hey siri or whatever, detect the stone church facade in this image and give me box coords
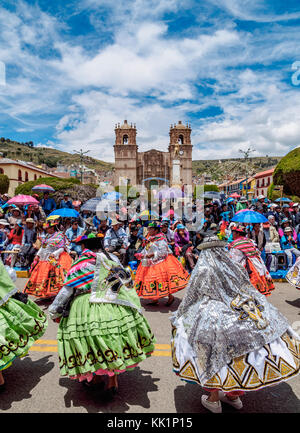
[113,120,193,188]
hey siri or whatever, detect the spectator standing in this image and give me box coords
[104,219,129,265]
[60,193,73,209]
[40,192,56,216]
[19,218,37,267]
[65,221,84,257]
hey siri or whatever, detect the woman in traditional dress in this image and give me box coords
[24,221,72,299]
[228,224,275,296]
[171,230,300,413]
[0,262,48,390]
[48,234,155,399]
[286,256,300,289]
[134,221,189,306]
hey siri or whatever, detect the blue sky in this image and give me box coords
[0,0,300,162]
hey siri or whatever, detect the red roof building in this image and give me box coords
[254,168,274,197]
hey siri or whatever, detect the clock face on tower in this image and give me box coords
[179,149,184,156]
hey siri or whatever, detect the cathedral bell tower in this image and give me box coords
[114,120,138,185]
[168,121,192,186]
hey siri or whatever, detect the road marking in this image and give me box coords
[30,340,172,357]
[30,346,58,353]
[35,339,58,345]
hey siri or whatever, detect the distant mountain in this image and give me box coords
[0,138,114,172]
[192,156,282,182]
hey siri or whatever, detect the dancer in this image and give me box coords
[134,221,189,306]
[286,256,300,289]
[48,234,155,399]
[0,262,48,390]
[24,221,72,299]
[228,225,275,296]
[171,230,299,413]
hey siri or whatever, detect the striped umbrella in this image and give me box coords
[32,184,55,192]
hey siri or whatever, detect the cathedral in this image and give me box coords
[113,120,193,188]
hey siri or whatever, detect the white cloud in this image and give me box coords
[0,0,300,165]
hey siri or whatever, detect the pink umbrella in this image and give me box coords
[7,195,39,206]
[230,193,241,198]
[235,208,251,214]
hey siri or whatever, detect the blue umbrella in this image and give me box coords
[275,197,291,202]
[102,191,123,200]
[231,210,268,224]
[48,208,79,218]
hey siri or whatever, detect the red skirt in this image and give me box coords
[24,252,72,299]
[247,260,275,296]
[134,254,189,300]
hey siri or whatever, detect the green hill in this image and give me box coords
[192,156,282,182]
[0,138,113,172]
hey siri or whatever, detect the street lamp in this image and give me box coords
[239,147,255,201]
[73,148,90,183]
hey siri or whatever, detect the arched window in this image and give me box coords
[178,135,184,144]
[25,171,28,181]
[123,135,128,144]
[34,174,37,180]
[0,168,3,174]
[18,169,22,181]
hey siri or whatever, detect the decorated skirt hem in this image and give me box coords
[172,366,300,392]
[63,352,153,382]
[137,284,186,300]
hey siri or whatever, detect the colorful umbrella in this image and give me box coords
[81,197,102,212]
[7,195,39,206]
[275,197,291,202]
[138,210,159,220]
[48,208,79,218]
[102,191,123,200]
[32,184,55,192]
[231,210,268,223]
[157,187,184,199]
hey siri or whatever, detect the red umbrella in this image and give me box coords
[7,195,39,206]
[230,193,241,198]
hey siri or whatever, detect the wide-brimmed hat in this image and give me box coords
[258,195,265,200]
[75,233,103,249]
[240,197,248,202]
[148,221,160,229]
[85,217,94,227]
[284,227,293,233]
[43,221,59,229]
[176,224,186,230]
[110,219,119,226]
[231,224,246,234]
[26,218,35,224]
[0,219,9,226]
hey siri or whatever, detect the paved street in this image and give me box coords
[1,279,300,413]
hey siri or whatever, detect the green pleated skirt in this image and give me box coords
[0,298,48,371]
[57,294,156,381]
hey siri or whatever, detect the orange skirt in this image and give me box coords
[247,260,275,296]
[134,254,189,300]
[24,252,72,299]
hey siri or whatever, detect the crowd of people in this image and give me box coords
[0,191,300,277]
[0,188,299,413]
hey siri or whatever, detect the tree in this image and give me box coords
[0,174,9,194]
[204,184,219,192]
[273,147,300,197]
